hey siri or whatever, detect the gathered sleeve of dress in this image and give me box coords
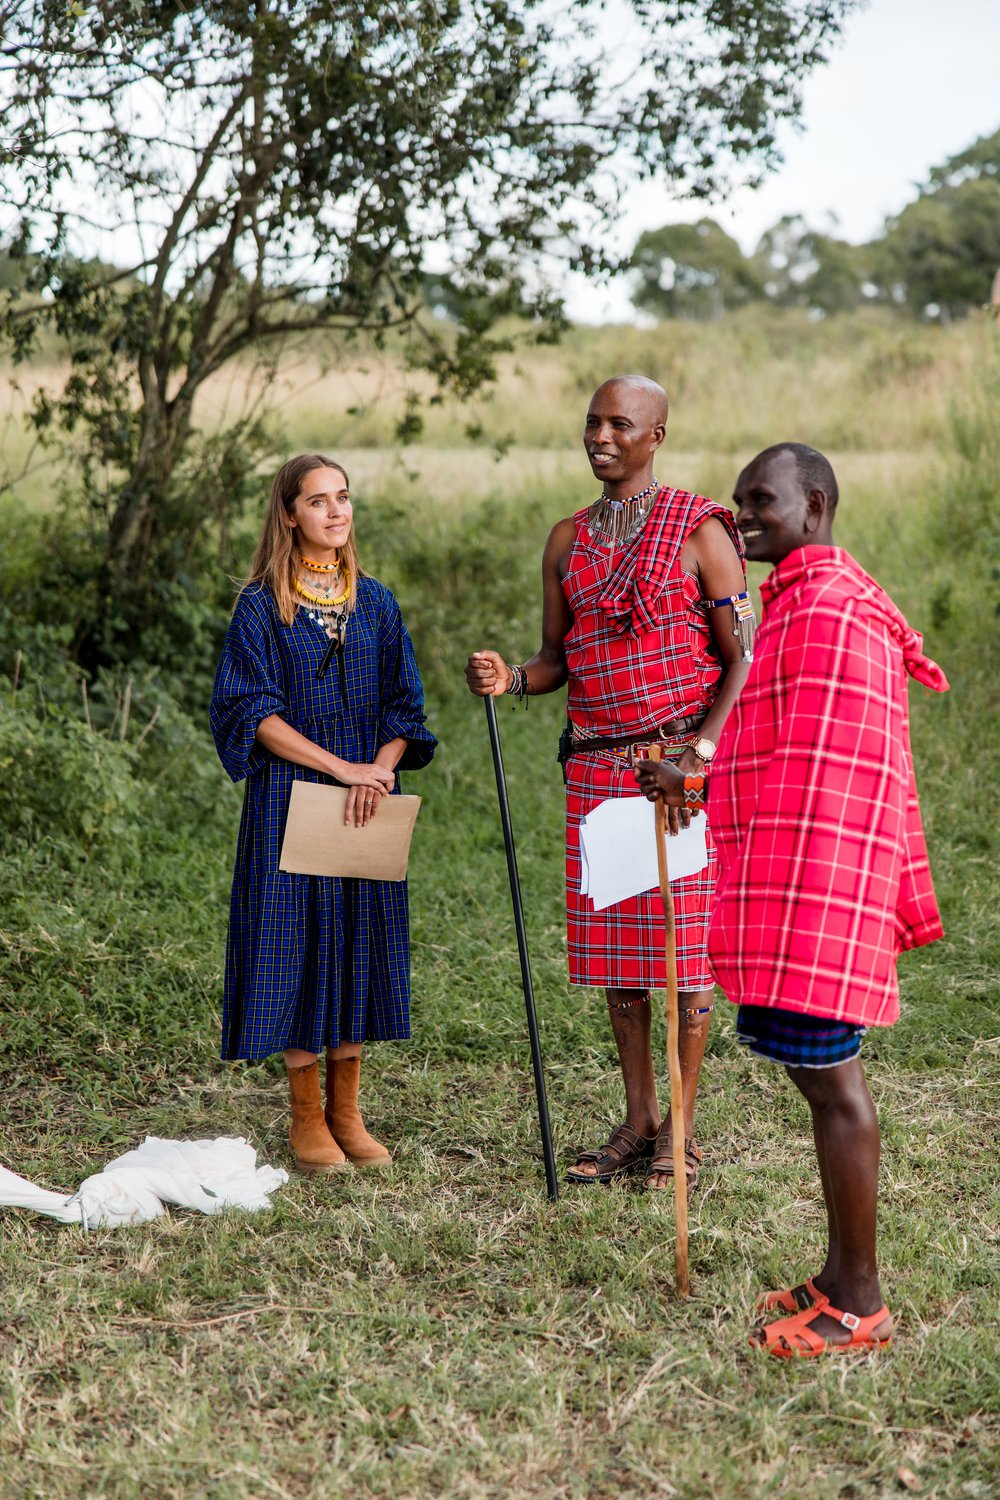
[375,588,437,772]
[210,589,289,783]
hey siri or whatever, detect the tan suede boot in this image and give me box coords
[325,1054,392,1166]
[287,1061,349,1173]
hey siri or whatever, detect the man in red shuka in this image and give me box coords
[638,443,947,1354]
[466,376,752,1192]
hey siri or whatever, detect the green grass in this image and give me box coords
[1,315,999,1497]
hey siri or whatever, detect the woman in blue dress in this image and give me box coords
[211,454,436,1173]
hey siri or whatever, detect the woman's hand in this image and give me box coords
[332,761,394,827]
[634,758,702,837]
[333,759,395,791]
[344,782,389,827]
[465,650,512,697]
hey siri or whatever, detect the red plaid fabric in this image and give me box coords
[708,546,948,1027]
[566,748,716,990]
[562,487,743,988]
[563,487,742,736]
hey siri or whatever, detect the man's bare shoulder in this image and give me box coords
[543,513,581,560]
[687,513,737,555]
[682,514,742,584]
[550,511,582,541]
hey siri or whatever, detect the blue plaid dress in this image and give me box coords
[210,578,436,1060]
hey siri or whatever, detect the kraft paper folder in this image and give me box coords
[279,782,421,880]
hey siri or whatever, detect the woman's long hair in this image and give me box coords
[240,454,364,623]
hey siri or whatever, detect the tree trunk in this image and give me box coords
[76,393,194,670]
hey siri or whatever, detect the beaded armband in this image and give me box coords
[706,590,756,662]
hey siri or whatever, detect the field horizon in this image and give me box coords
[1,310,998,1498]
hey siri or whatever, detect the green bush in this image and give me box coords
[0,697,143,867]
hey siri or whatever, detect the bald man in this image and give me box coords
[466,376,753,1191]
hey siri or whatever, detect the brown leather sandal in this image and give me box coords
[565,1122,656,1185]
[642,1127,702,1193]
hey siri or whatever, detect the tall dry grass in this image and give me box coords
[209,307,985,455]
[2,309,990,503]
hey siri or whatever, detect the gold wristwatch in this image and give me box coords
[691,736,717,763]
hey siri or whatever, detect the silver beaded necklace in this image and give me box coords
[588,480,659,548]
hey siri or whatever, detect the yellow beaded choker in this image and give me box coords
[295,574,351,608]
[299,551,342,573]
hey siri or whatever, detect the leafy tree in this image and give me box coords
[927,128,1000,192]
[754,214,868,313]
[0,0,857,667]
[631,218,764,319]
[0,248,28,291]
[876,128,1000,319]
[797,229,870,314]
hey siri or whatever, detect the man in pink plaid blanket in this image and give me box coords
[638,442,948,1355]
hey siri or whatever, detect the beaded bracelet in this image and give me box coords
[682,772,707,807]
[506,663,528,703]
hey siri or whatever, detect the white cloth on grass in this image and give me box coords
[0,1136,288,1228]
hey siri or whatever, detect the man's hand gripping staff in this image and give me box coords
[635,757,707,829]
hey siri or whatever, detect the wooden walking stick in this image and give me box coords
[648,745,689,1297]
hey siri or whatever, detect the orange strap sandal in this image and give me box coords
[752,1302,893,1358]
[757,1277,827,1315]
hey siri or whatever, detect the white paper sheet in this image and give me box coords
[579,797,708,911]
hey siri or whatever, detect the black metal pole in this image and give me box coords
[484,695,559,1201]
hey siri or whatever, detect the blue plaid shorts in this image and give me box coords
[736,1004,865,1069]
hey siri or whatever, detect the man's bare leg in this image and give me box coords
[810,1109,841,1291]
[608,989,661,1138]
[644,987,713,1191]
[753,1058,892,1349]
[568,989,659,1178]
[766,1104,841,1308]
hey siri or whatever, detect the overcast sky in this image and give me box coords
[569,0,1000,321]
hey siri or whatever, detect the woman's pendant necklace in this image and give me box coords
[302,603,347,642]
[296,569,351,650]
[588,480,659,548]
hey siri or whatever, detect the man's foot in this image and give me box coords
[565,1122,656,1184]
[757,1276,828,1314]
[750,1301,894,1357]
[642,1121,702,1193]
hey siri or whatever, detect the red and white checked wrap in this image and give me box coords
[562,486,744,990]
[708,546,948,1027]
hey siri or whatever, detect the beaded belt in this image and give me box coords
[557,713,705,776]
